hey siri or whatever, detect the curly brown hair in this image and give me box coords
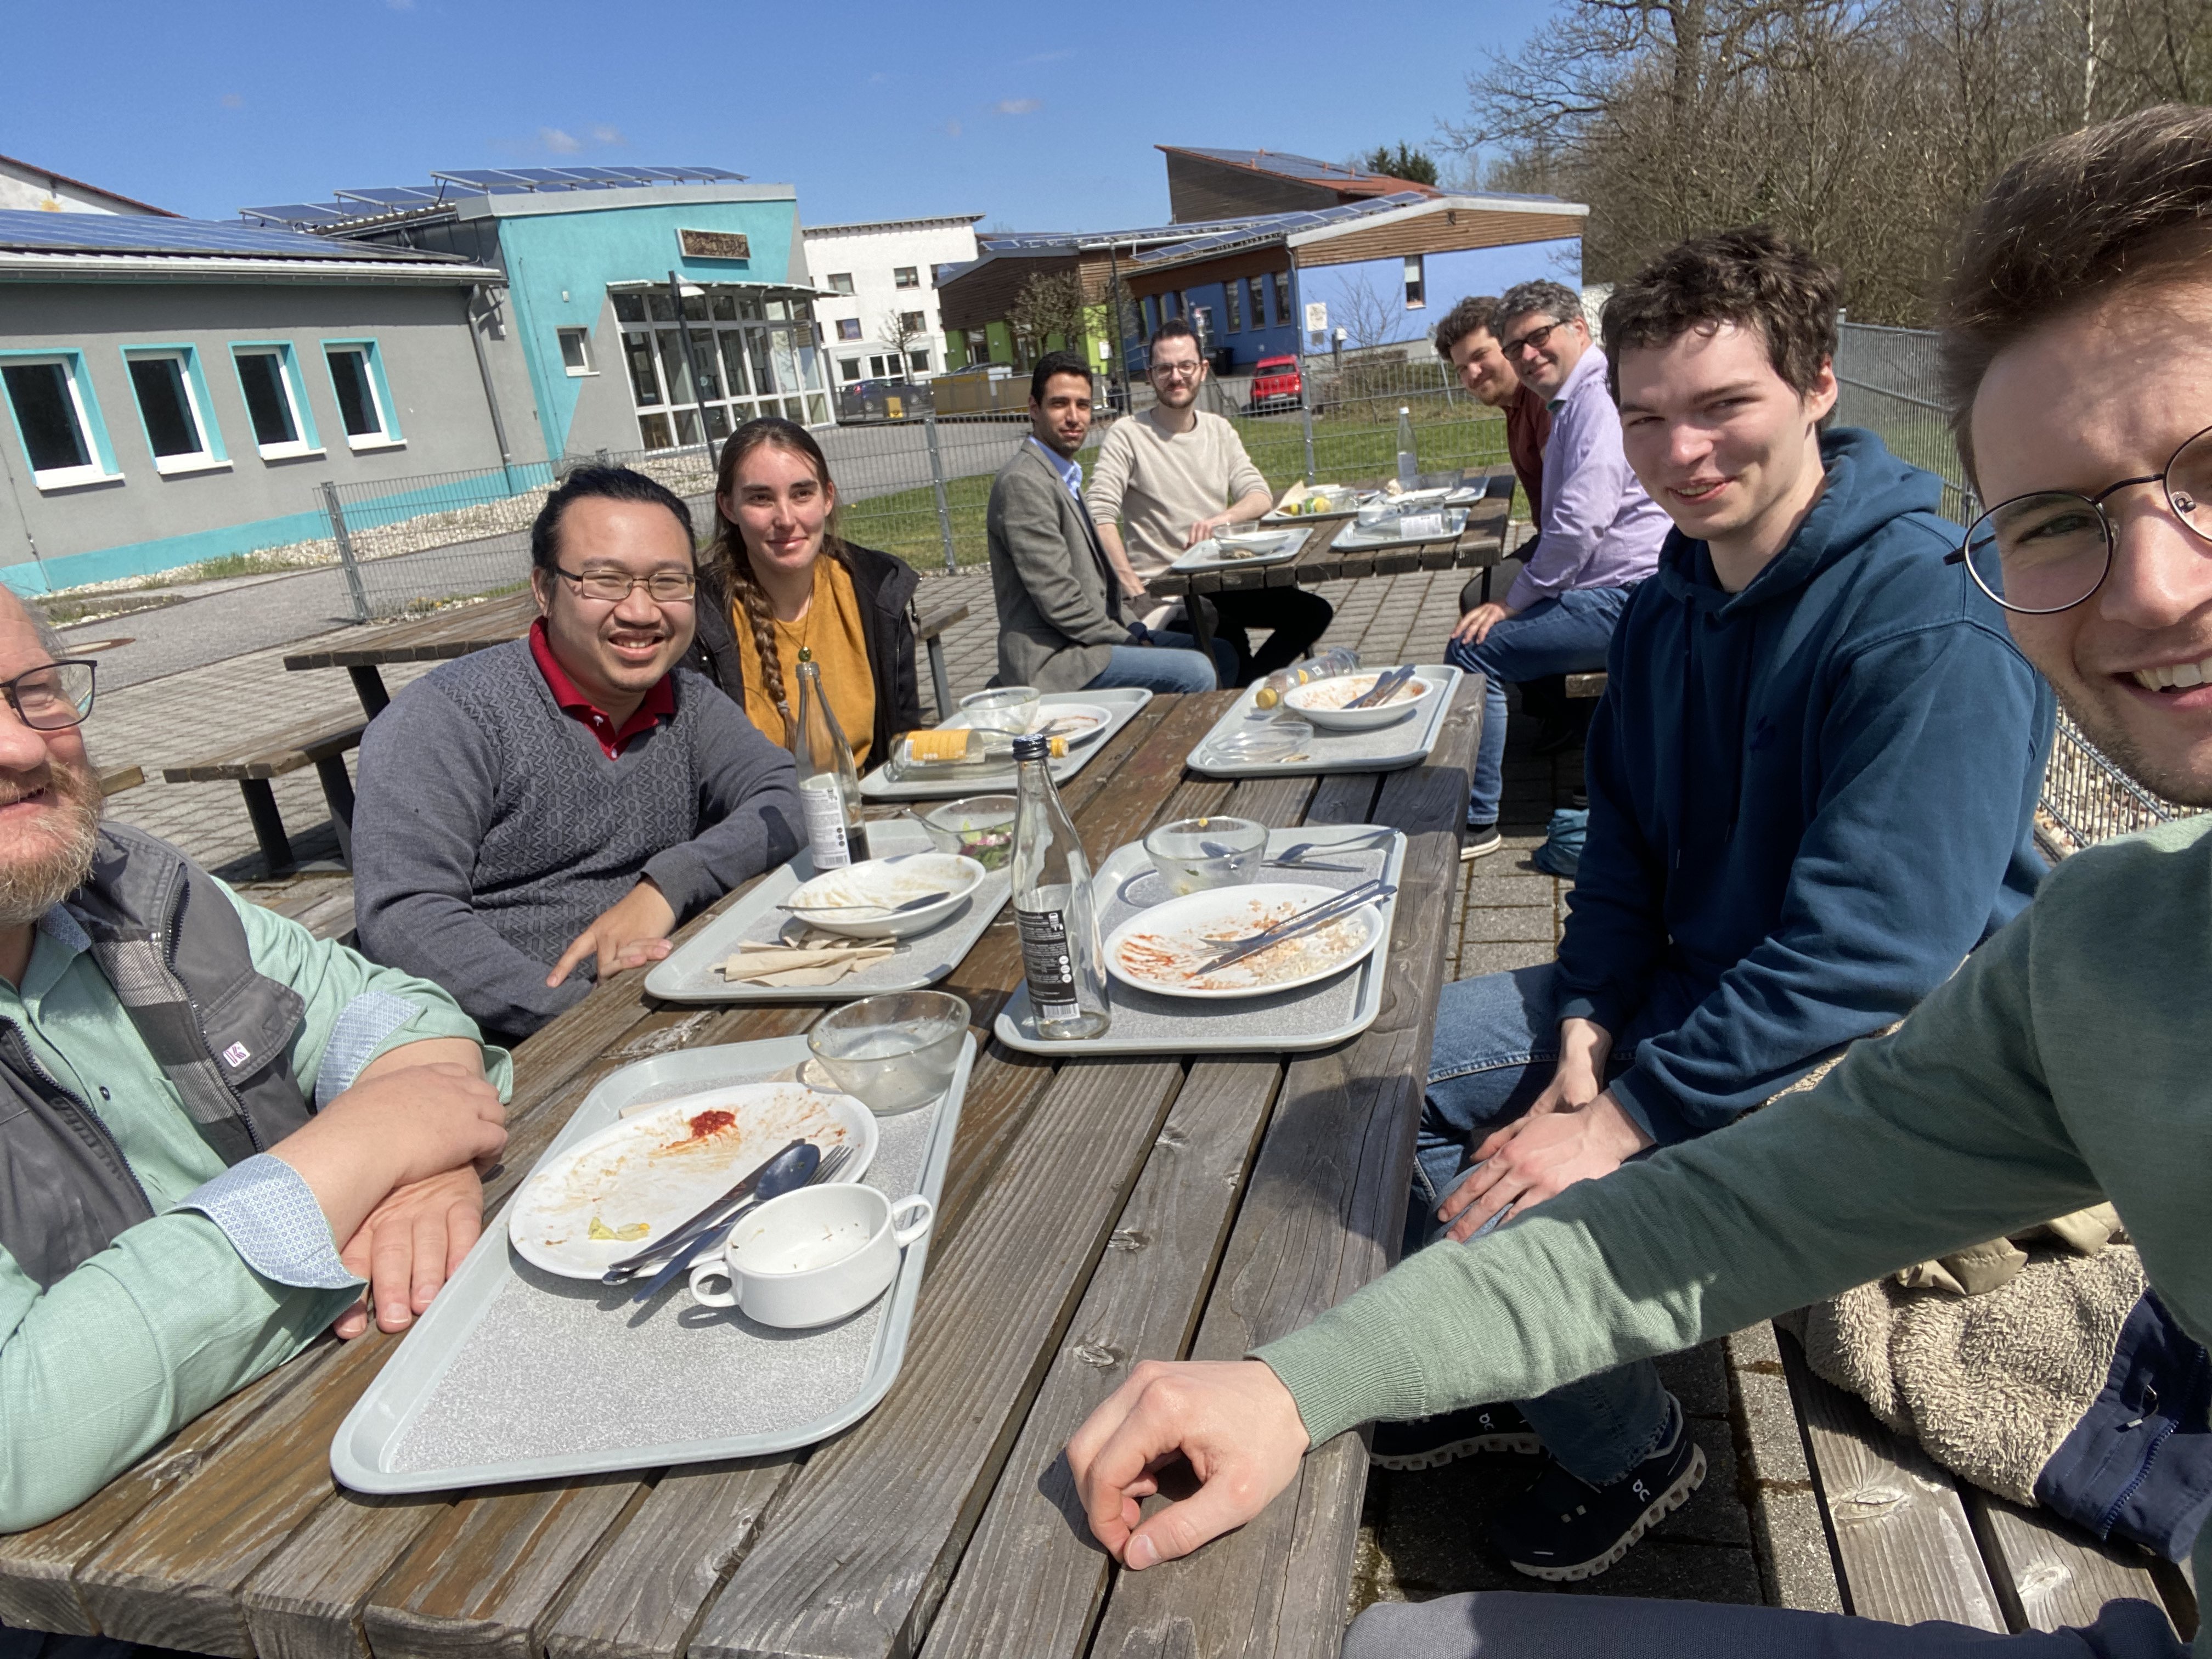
[1600,228,1840,406]
[1432,295,1502,363]
[708,417,850,723]
[1938,104,2212,489]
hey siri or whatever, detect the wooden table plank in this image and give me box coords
[1778,1333,2005,1631]
[1084,692,1477,1659]
[921,1059,1281,1659]
[1963,1488,2179,1637]
[283,592,538,672]
[688,1059,1188,1659]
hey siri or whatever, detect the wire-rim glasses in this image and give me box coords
[554,566,698,605]
[0,660,97,731]
[1952,422,2212,614]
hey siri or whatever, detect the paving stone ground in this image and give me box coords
[91,552,1827,1621]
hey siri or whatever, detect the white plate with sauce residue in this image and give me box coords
[507,1082,877,1279]
[1104,882,1386,1001]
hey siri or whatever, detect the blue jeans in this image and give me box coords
[1083,632,1231,694]
[1447,586,1630,826]
[1416,962,1674,1485]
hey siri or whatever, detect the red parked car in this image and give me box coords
[1247,354,1302,414]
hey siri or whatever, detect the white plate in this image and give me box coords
[1284,672,1437,732]
[1103,882,1385,1000]
[506,1082,877,1279]
[785,851,986,940]
[1026,702,1114,744]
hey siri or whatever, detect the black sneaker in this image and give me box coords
[1487,1398,1705,1581]
[1461,822,1503,861]
[1369,1402,1543,1470]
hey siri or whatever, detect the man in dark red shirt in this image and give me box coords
[1436,295,1554,523]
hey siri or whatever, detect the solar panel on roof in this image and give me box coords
[432,168,533,190]
[332,187,448,206]
[0,210,450,261]
[239,201,356,225]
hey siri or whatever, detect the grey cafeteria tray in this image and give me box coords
[1187,664,1463,778]
[330,1032,973,1494]
[995,826,1403,1056]
[646,816,1008,1003]
[859,686,1151,802]
[1168,533,1303,573]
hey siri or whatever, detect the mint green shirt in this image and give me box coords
[1260,813,2212,1650]
[0,882,511,1531]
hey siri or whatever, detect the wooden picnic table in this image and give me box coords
[0,679,1482,1659]
[1147,469,1515,665]
[283,590,541,718]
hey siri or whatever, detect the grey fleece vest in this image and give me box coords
[0,825,312,1288]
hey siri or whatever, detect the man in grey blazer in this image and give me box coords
[986,352,1230,694]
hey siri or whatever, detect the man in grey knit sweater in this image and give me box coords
[354,468,801,1043]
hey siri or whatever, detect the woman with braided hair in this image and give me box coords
[689,417,923,769]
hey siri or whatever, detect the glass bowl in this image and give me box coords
[1142,815,1268,896]
[910,795,1018,870]
[806,990,971,1115]
[960,685,1041,735]
[1202,717,1315,766]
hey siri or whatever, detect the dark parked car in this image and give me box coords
[1248,354,1303,414]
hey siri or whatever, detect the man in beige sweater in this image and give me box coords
[1088,320,1333,685]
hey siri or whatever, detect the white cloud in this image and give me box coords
[992,98,1041,115]
[219,92,244,109]
[944,119,963,138]
[590,123,625,144]
[540,127,583,153]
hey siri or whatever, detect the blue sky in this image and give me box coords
[9,0,1541,229]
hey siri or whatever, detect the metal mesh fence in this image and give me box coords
[1835,321,2199,853]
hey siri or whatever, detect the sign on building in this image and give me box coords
[679,228,752,260]
[1304,301,1328,333]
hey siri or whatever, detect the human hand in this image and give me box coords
[329,1166,484,1339]
[272,1058,506,1250]
[1438,1090,1652,1241]
[548,878,676,988]
[1068,1359,1311,1569]
[1451,601,1516,645]
[1185,514,1233,548]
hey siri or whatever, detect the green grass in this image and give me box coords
[837,407,1513,570]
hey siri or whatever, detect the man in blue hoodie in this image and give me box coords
[1375,229,2054,1581]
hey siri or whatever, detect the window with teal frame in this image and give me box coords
[229,342,322,460]
[122,345,229,475]
[0,349,121,490]
[321,338,403,450]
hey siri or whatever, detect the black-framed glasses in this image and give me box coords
[1150,360,1204,380]
[554,566,698,604]
[1502,319,1567,359]
[0,660,97,731]
[1949,423,2212,614]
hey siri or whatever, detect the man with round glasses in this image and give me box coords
[1067,105,2212,1659]
[0,592,513,1539]
[355,465,801,1043]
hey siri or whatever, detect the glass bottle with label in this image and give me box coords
[791,647,870,868]
[1396,405,1418,489]
[1010,732,1110,1039]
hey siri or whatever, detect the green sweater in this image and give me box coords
[1260,812,2212,1644]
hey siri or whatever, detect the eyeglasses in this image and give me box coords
[554,566,698,604]
[1501,319,1567,359]
[1150,361,1204,380]
[0,660,97,731]
[1949,423,2212,614]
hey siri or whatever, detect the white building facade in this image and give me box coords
[801,215,980,389]
[0,153,172,217]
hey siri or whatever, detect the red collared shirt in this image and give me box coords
[528,618,676,760]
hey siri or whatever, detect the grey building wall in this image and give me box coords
[0,280,506,581]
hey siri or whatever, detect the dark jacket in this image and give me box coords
[0,825,315,1288]
[686,541,924,766]
[1556,427,2054,1143]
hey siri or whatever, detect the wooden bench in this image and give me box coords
[97,764,144,798]
[1566,671,1608,698]
[161,716,368,874]
[1779,1327,2199,1641]
[915,597,969,723]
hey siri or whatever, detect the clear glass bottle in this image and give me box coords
[1252,647,1362,708]
[1011,732,1110,1039]
[791,647,870,868]
[1396,405,1418,489]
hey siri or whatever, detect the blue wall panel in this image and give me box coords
[1297,238,1582,353]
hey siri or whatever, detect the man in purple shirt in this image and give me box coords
[1448,280,1672,857]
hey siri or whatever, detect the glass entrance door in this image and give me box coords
[612,286,832,450]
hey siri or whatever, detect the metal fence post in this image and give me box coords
[924,414,957,573]
[1301,392,1317,483]
[320,481,371,623]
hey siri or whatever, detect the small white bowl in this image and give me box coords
[690,1183,934,1328]
[1283,672,1436,732]
[783,852,985,939]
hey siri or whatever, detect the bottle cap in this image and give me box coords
[1011,733,1049,761]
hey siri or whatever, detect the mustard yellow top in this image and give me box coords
[733,555,877,766]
